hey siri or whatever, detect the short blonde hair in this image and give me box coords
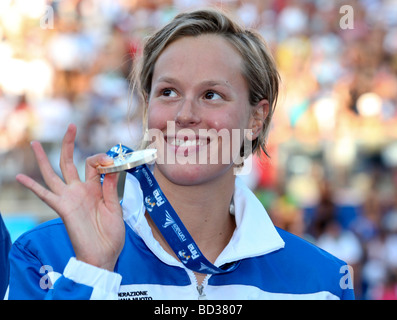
[132,8,280,158]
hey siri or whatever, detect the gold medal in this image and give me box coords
[97,148,157,174]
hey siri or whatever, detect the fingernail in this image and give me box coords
[102,155,114,163]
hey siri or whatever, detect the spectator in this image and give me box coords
[0,213,11,299]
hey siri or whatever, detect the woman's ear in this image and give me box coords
[246,99,269,141]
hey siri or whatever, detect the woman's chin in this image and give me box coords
[154,162,232,187]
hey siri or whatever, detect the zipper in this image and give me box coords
[196,284,207,300]
[188,271,210,300]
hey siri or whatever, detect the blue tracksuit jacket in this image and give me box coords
[6,175,354,300]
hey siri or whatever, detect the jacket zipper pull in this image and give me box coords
[196,285,207,300]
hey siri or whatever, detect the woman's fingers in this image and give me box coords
[60,124,80,184]
[30,141,64,193]
[16,174,58,211]
[102,172,121,213]
[85,154,121,213]
[20,123,122,219]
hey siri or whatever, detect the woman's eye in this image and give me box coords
[162,89,177,97]
[204,91,222,100]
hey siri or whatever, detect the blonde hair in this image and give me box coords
[132,8,280,158]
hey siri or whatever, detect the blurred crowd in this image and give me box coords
[1,0,397,300]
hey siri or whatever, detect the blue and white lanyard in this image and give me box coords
[102,144,239,275]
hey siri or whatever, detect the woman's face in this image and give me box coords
[147,34,254,186]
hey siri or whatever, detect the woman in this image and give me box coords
[7,9,354,299]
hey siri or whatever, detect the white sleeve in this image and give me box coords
[63,257,122,300]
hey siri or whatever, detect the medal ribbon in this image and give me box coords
[102,144,239,275]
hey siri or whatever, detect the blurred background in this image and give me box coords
[1,0,397,300]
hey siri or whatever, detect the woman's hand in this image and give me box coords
[16,124,125,271]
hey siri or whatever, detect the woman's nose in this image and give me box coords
[175,98,201,127]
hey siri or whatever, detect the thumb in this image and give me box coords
[102,172,122,213]
[85,153,113,182]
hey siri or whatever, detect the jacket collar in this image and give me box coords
[121,173,285,268]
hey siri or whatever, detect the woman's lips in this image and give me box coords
[167,137,208,147]
[165,135,212,155]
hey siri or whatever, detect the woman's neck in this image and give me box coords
[147,165,237,264]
